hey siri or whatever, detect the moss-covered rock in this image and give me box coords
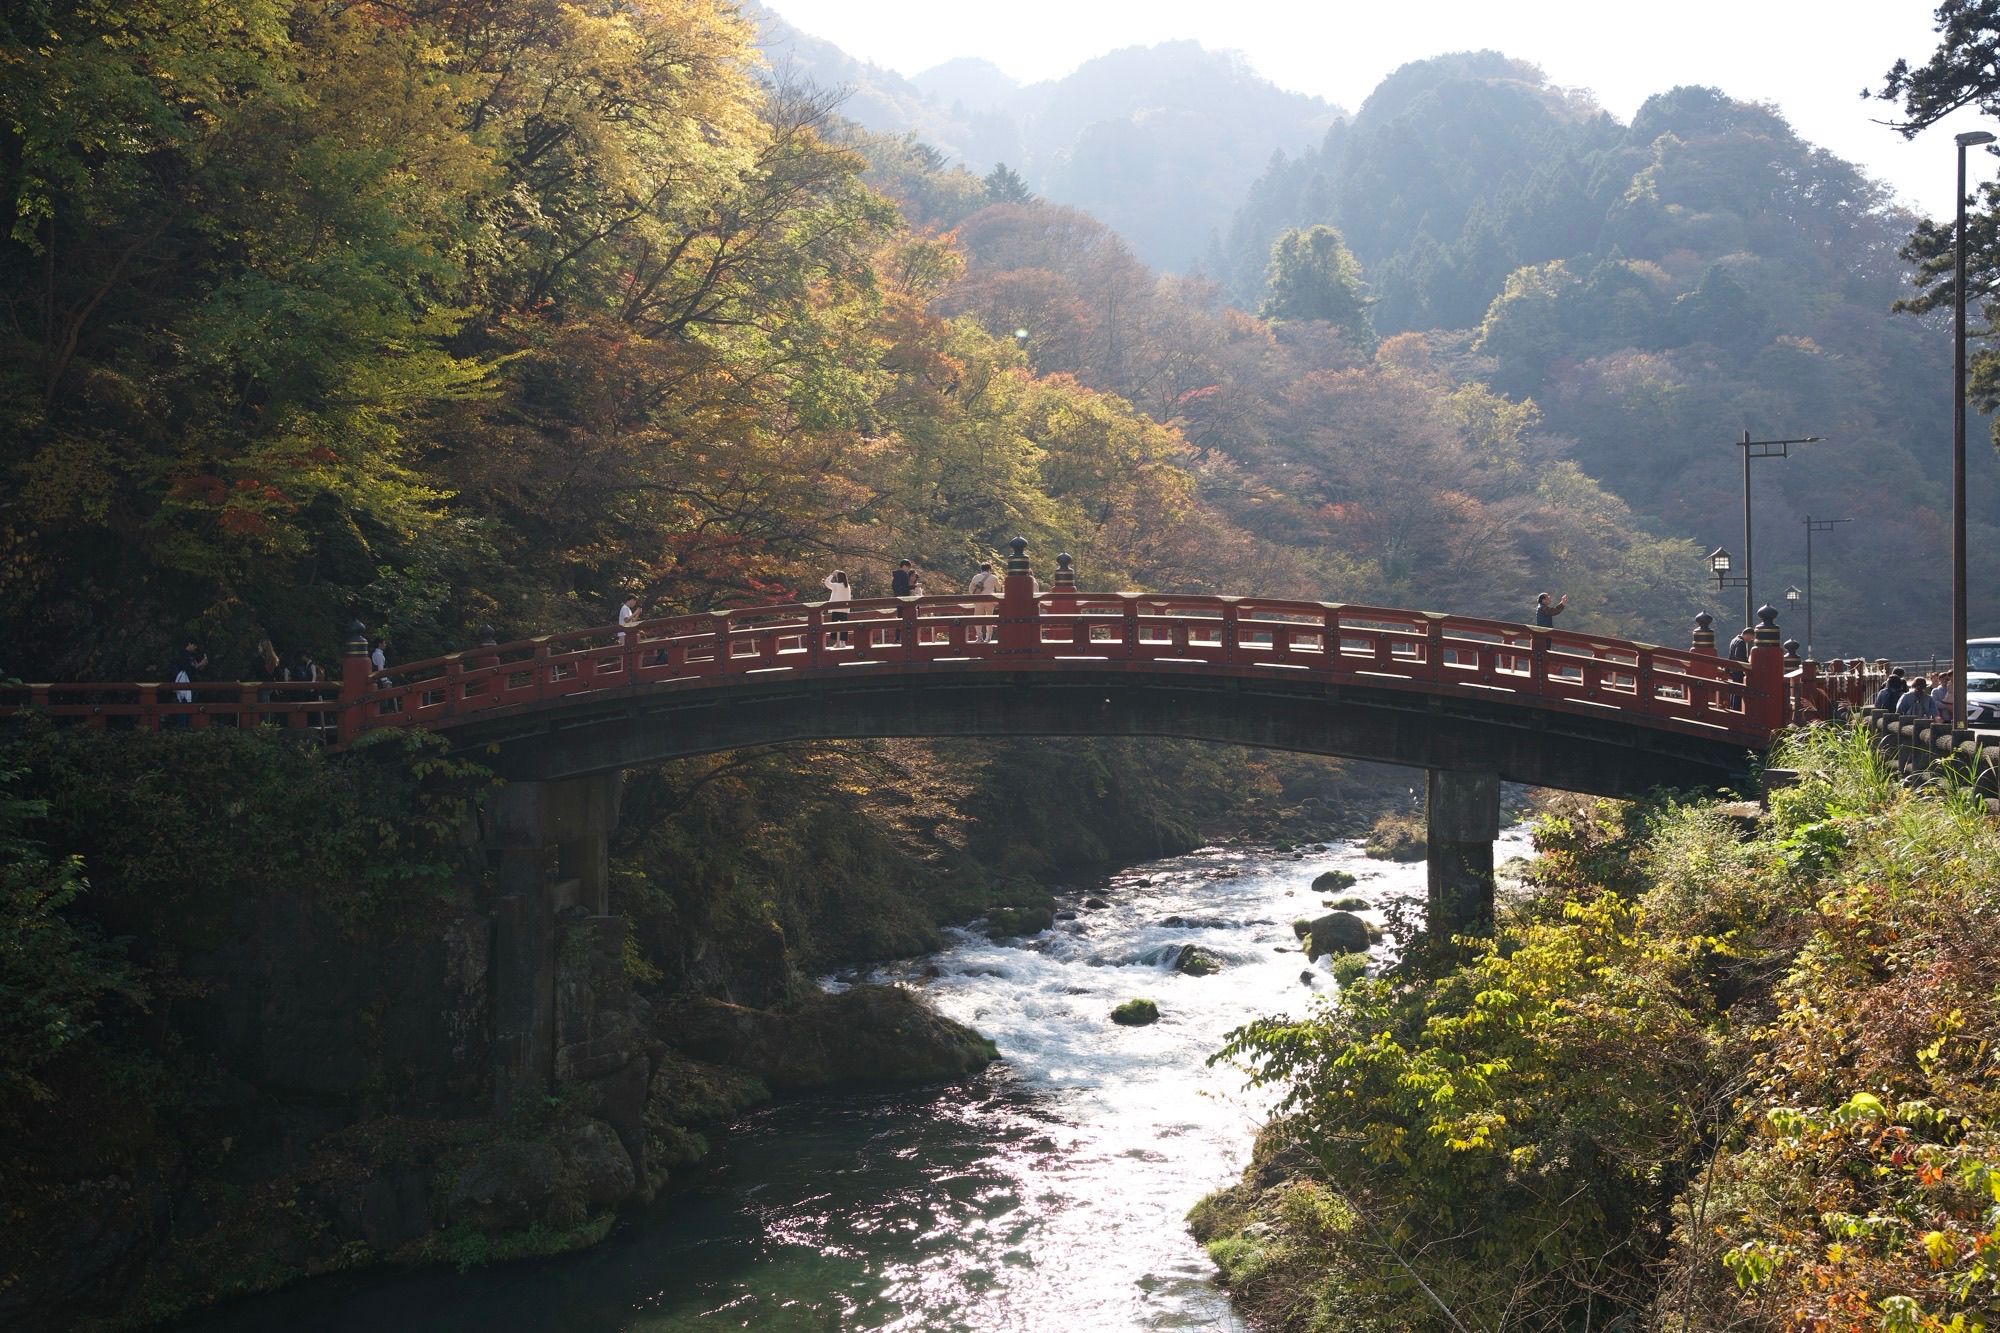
[1295,911,1369,960]
[1174,944,1223,976]
[1110,998,1160,1026]
[1311,870,1357,893]
[983,904,1055,938]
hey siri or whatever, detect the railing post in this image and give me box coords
[1749,604,1787,739]
[712,612,734,674]
[1221,600,1239,663]
[806,606,823,669]
[1122,596,1139,660]
[996,536,1039,657]
[1690,611,1717,657]
[1050,553,1078,616]
[1690,611,1719,715]
[1425,615,1445,682]
[337,619,371,745]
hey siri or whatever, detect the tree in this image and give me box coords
[1260,225,1375,351]
[1877,5,2000,435]
[982,162,1034,204]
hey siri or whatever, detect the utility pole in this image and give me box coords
[1801,515,1849,660]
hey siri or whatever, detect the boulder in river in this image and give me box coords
[1083,897,1109,910]
[1110,998,1160,1026]
[1295,911,1370,960]
[984,905,1054,938]
[1311,870,1357,893]
[660,986,997,1092]
[1173,945,1222,976]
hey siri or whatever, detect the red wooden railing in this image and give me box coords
[0,588,1796,751]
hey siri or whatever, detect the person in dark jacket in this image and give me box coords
[1533,592,1567,627]
[1872,668,1908,711]
[891,560,917,597]
[1727,627,1753,663]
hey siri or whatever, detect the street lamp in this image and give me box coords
[1730,432,1824,629]
[1708,548,1750,612]
[1784,585,1803,611]
[1800,514,1849,661]
[1953,130,1993,726]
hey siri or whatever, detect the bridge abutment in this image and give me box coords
[482,773,626,1116]
[1426,769,1498,937]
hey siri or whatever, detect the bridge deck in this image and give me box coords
[3,592,1780,753]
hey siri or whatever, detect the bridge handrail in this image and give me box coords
[0,591,1791,747]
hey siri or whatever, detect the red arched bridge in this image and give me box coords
[5,546,1842,1104]
[2,550,1814,790]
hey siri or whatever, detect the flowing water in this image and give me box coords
[180,827,1530,1332]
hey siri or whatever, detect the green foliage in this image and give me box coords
[1210,722,2000,1330]
[1360,811,1424,862]
[1261,225,1375,350]
[1,722,490,949]
[1214,891,1709,1326]
[0,764,145,1106]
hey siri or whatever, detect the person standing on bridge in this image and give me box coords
[822,569,853,646]
[618,593,643,645]
[1873,668,1907,711]
[967,561,1001,643]
[1898,677,1938,719]
[1534,592,1567,627]
[1728,627,1753,663]
[891,560,917,598]
[167,641,207,728]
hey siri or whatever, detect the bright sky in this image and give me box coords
[764,0,1993,220]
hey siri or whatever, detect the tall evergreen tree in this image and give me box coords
[1260,225,1375,350]
[983,162,1035,204]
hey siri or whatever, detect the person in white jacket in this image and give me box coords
[822,570,853,646]
[967,561,999,641]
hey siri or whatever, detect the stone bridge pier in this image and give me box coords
[481,774,647,1169]
[1426,769,1500,938]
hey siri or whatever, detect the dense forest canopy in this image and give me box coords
[1,0,1735,684]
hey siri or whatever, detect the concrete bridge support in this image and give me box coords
[1427,769,1499,938]
[481,773,624,1114]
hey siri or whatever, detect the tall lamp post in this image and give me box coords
[1731,432,1823,630]
[1953,130,1994,724]
[1800,514,1849,661]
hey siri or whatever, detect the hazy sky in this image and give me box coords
[763,0,1991,219]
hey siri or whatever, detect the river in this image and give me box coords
[180,826,1531,1332]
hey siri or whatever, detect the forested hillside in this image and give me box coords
[773,28,1999,656]
[1222,53,2000,655]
